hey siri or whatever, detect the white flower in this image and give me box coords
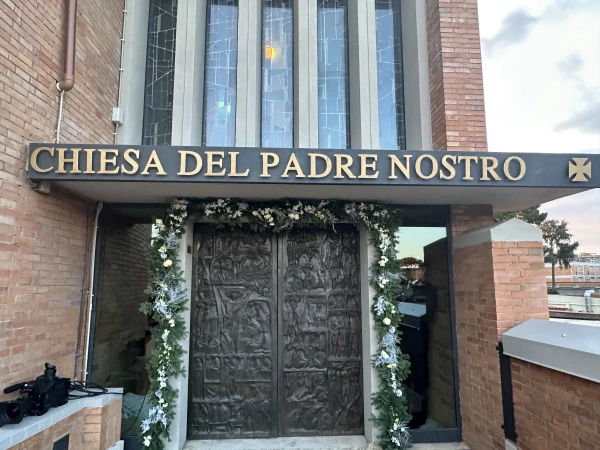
[252,210,259,216]
[380,350,389,360]
[158,398,164,404]
[163,259,173,268]
[169,319,175,328]
[166,314,172,319]
[383,317,391,326]
[155,219,163,226]
[143,435,152,447]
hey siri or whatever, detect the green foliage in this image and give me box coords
[494,205,548,225]
[541,219,579,288]
[140,199,411,449]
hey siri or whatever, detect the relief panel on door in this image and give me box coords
[279,225,363,436]
[188,226,278,438]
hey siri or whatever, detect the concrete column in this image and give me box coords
[172,0,208,147]
[451,213,549,450]
[115,0,149,146]
[235,0,262,147]
[167,219,194,450]
[347,0,379,150]
[359,225,380,443]
[294,0,318,148]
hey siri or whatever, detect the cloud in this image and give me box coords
[483,9,539,57]
[554,54,600,135]
[483,0,600,57]
[554,101,600,135]
[557,53,584,79]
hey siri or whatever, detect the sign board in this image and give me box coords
[27,144,599,188]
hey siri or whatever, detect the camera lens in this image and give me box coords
[0,401,24,426]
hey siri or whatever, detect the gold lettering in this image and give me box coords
[480,156,501,181]
[178,150,203,176]
[56,148,81,174]
[359,154,379,179]
[389,155,412,179]
[98,149,119,174]
[415,154,439,180]
[84,149,95,174]
[308,153,332,178]
[440,155,457,180]
[122,149,139,175]
[504,156,526,181]
[261,153,280,178]
[141,150,167,175]
[458,156,479,180]
[228,152,249,177]
[29,146,54,173]
[282,153,306,178]
[334,154,355,179]
[205,151,226,176]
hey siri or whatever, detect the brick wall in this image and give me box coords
[0,0,124,392]
[511,360,600,450]
[453,239,504,449]
[8,396,122,450]
[91,214,151,393]
[452,218,550,450]
[426,0,487,151]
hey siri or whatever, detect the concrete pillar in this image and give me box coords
[294,0,318,148]
[347,0,379,149]
[359,225,380,443]
[115,0,149,146]
[236,0,262,147]
[451,213,549,450]
[172,0,208,147]
[167,219,194,450]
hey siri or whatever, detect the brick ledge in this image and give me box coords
[0,388,122,449]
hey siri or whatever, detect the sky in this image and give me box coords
[478,0,600,253]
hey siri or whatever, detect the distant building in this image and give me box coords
[546,261,600,285]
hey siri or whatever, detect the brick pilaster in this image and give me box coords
[452,215,549,449]
[426,0,488,151]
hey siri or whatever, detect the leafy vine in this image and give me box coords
[140,198,411,449]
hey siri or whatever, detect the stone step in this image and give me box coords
[183,437,470,450]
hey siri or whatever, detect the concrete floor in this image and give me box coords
[183,437,469,450]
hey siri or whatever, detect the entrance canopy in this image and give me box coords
[27,144,598,212]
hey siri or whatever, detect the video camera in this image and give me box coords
[0,363,70,427]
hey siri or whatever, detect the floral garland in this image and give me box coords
[140,199,411,450]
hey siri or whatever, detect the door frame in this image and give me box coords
[166,210,463,449]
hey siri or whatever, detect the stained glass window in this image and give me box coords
[143,0,178,145]
[203,0,239,147]
[317,0,350,149]
[375,0,406,150]
[261,0,294,148]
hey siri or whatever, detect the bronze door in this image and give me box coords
[189,225,363,439]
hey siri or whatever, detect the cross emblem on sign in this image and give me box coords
[569,158,592,182]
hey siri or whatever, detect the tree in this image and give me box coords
[494,205,548,225]
[541,219,579,288]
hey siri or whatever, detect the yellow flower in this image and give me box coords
[163,260,173,268]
